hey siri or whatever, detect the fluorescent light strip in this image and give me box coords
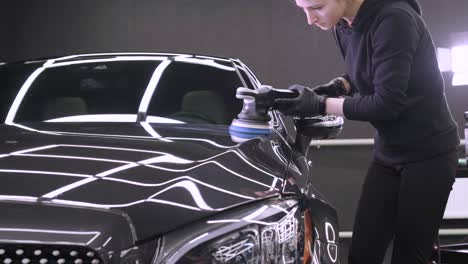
[45,130,180,141]
[207,220,242,224]
[103,175,255,200]
[51,198,207,211]
[242,205,269,220]
[0,169,92,178]
[58,144,281,183]
[0,239,79,245]
[60,144,167,155]
[271,205,289,214]
[102,236,112,247]
[96,163,139,177]
[452,72,468,86]
[0,228,101,246]
[45,57,168,68]
[194,55,231,62]
[138,60,172,113]
[186,149,283,181]
[148,180,213,210]
[0,195,38,203]
[42,178,97,199]
[437,47,452,72]
[14,153,132,164]
[10,144,58,155]
[452,45,468,73]
[147,198,205,211]
[243,219,275,226]
[50,53,183,62]
[173,57,235,71]
[45,114,137,123]
[5,123,60,135]
[140,154,193,165]
[270,177,279,190]
[41,163,139,199]
[86,232,102,246]
[146,161,272,188]
[189,233,209,244]
[0,227,100,236]
[166,137,235,149]
[140,122,173,142]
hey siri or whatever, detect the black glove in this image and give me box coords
[273,84,327,117]
[313,78,348,97]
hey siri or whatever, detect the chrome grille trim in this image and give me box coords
[0,243,103,264]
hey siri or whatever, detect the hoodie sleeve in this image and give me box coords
[343,10,421,121]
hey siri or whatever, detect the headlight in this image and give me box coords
[178,207,301,263]
[157,198,339,264]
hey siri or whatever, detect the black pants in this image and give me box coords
[348,150,458,264]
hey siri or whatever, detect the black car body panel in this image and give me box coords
[0,53,340,263]
[0,122,290,241]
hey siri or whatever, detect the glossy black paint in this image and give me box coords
[0,53,340,263]
[0,122,290,240]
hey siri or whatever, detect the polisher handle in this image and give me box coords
[265,87,299,99]
[234,86,301,122]
[236,86,299,101]
[236,87,258,101]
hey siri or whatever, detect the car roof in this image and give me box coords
[2,52,242,65]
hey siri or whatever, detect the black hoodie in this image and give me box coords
[334,0,459,165]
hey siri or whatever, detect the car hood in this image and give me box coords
[0,122,291,248]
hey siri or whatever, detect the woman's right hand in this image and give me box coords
[313,77,350,97]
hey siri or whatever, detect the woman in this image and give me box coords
[274,0,460,263]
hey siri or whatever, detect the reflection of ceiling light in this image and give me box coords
[437,48,451,72]
[174,57,235,71]
[452,45,468,86]
[452,45,468,73]
[46,56,167,68]
[437,45,468,86]
[452,72,468,86]
[138,60,172,113]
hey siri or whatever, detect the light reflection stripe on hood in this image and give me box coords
[42,178,97,199]
[145,161,274,189]
[102,176,255,200]
[13,153,132,164]
[10,145,59,155]
[0,169,92,178]
[148,180,213,210]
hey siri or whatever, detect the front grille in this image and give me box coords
[0,244,103,264]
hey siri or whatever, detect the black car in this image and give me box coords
[0,53,343,264]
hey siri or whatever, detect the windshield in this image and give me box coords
[2,56,246,125]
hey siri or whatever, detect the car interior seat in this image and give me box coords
[168,90,229,124]
[41,97,88,121]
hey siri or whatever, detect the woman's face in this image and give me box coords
[295,0,346,30]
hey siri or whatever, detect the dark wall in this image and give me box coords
[2,1,467,256]
[2,0,468,139]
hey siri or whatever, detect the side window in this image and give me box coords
[238,62,262,88]
[236,66,255,90]
[147,61,244,125]
[14,61,160,122]
[0,64,39,123]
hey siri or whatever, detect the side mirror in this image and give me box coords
[293,115,344,155]
[295,115,344,139]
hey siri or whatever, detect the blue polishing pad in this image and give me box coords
[229,125,271,135]
[229,119,272,142]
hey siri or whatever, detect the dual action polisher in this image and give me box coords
[229,85,297,142]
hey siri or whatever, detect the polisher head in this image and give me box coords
[228,118,271,142]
